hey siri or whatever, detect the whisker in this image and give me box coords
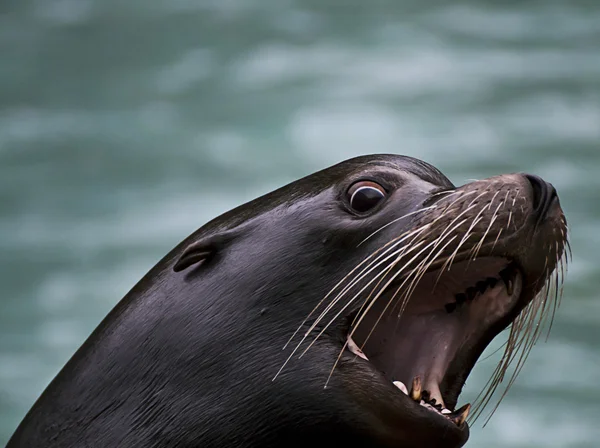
[281,225,429,353]
[308,238,443,361]
[279,170,570,428]
[349,232,459,364]
[440,197,494,278]
[397,233,461,318]
[478,340,509,363]
[300,238,433,357]
[298,191,482,373]
[470,196,504,261]
[326,230,426,316]
[317,232,429,332]
[273,232,424,381]
[474,249,565,426]
[358,206,437,246]
[351,198,490,358]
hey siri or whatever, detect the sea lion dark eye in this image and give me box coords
[348,181,387,213]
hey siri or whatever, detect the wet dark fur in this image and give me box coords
[9,154,564,448]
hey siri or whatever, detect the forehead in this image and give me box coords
[315,155,454,190]
[201,154,454,234]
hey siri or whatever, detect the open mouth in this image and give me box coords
[278,172,567,442]
[347,256,526,428]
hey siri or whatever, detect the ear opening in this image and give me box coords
[173,230,237,273]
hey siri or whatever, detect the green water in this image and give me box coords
[1,1,599,446]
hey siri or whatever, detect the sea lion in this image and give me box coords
[7,154,568,448]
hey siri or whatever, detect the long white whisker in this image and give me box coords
[349,233,460,364]
[349,210,477,353]
[282,225,429,353]
[309,229,430,335]
[303,238,442,361]
[287,192,478,368]
[358,206,437,246]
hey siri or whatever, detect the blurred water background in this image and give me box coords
[1,0,599,446]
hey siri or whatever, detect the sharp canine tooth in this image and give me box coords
[393,381,408,395]
[450,404,471,427]
[410,376,422,401]
[499,266,515,292]
[346,336,368,360]
[441,409,452,415]
[506,279,514,295]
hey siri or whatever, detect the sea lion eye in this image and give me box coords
[348,181,387,213]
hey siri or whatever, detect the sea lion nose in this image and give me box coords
[523,174,558,223]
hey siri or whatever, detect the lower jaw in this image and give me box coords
[347,335,471,427]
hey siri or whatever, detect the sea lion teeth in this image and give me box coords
[410,376,422,401]
[450,404,471,427]
[393,381,408,395]
[425,383,445,409]
[499,265,515,294]
[441,409,452,415]
[346,335,368,360]
[506,279,514,296]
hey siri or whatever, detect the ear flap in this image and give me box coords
[173,230,236,273]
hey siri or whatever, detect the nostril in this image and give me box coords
[523,174,557,223]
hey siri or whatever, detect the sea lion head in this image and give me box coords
[171,154,567,447]
[8,154,568,448]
